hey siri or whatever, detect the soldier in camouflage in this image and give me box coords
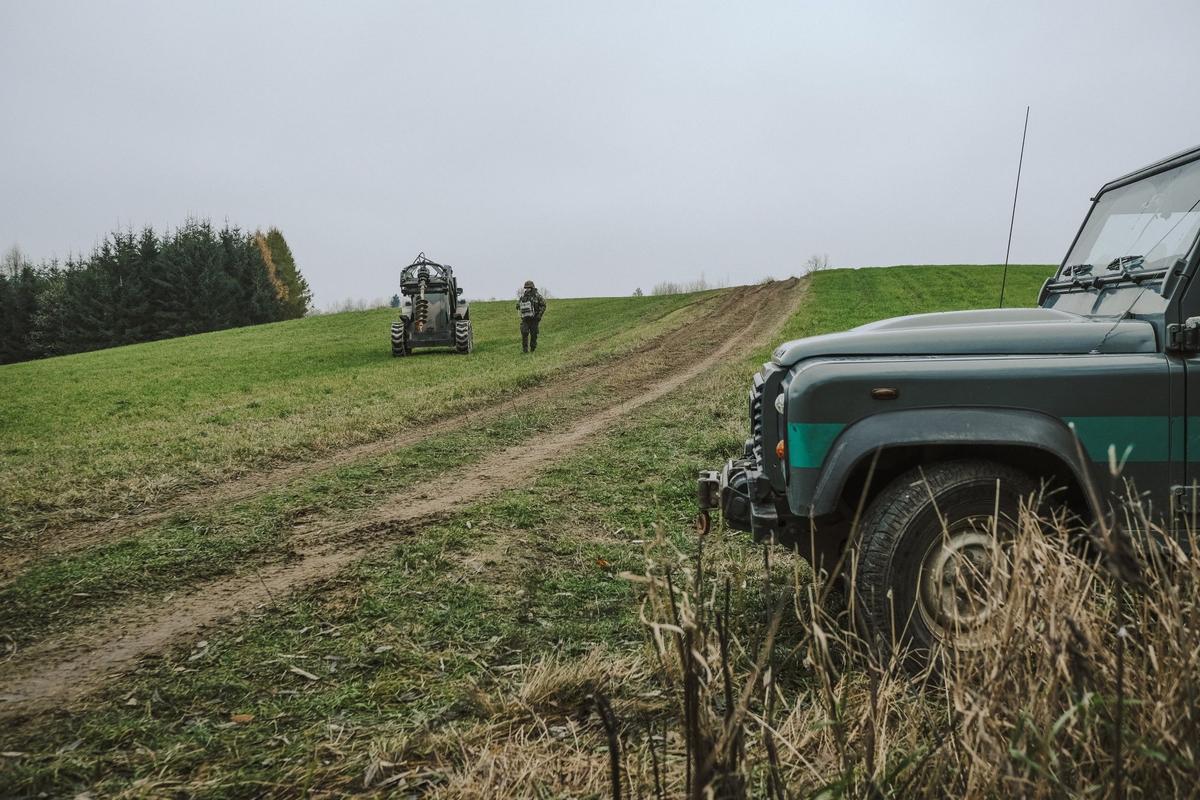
[517,280,547,353]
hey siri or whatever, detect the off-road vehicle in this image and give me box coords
[700,143,1200,654]
[391,253,473,356]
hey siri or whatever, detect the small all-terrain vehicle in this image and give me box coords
[700,143,1200,656]
[391,253,473,356]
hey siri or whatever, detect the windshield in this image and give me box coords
[423,294,450,329]
[1063,157,1200,286]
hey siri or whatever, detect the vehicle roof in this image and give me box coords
[1097,143,1200,197]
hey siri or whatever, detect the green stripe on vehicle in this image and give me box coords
[1183,416,1200,461]
[1062,416,1171,463]
[787,422,846,469]
[787,415,1192,470]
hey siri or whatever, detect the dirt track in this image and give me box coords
[0,294,728,583]
[0,280,804,720]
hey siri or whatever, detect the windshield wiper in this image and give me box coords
[1095,254,1170,286]
[1096,265,1168,287]
[1106,255,1145,271]
[1047,263,1096,290]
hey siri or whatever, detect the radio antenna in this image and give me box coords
[999,105,1030,308]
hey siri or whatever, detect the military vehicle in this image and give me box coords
[699,143,1200,656]
[391,253,473,356]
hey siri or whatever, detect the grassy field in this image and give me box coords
[0,292,710,540]
[10,264,1142,798]
[773,262,1051,341]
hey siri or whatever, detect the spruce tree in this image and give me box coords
[243,234,283,324]
[188,220,237,333]
[113,227,156,344]
[62,246,117,352]
[0,274,12,362]
[147,227,192,339]
[0,254,44,363]
[29,265,69,358]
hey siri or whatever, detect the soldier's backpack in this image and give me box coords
[518,298,536,318]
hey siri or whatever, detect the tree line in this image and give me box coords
[0,220,311,365]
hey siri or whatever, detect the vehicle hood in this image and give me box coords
[770,307,1158,367]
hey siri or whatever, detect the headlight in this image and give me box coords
[774,393,785,414]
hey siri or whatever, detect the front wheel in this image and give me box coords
[854,459,1035,660]
[454,319,473,354]
[390,321,409,356]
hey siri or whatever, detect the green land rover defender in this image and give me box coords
[700,143,1200,655]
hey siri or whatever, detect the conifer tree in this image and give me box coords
[2,219,312,363]
[264,228,311,318]
[0,249,44,363]
[254,231,289,307]
[0,267,41,363]
[28,265,69,358]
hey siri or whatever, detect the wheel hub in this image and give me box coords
[917,520,1009,647]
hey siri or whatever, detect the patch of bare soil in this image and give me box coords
[0,280,805,720]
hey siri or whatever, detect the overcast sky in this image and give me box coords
[3,1,1199,306]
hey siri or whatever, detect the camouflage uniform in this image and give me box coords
[517,282,547,352]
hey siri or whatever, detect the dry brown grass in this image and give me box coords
[356,648,665,797]
[608,493,1200,799]
[343,490,1200,799]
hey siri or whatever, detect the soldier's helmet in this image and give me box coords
[524,280,535,289]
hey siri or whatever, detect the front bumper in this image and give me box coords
[697,457,788,542]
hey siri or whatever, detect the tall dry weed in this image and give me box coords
[369,495,1200,798]
[617,494,1200,798]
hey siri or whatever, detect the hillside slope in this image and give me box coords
[0,292,711,538]
[0,264,1061,797]
[774,262,1052,341]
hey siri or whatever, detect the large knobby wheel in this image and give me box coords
[390,321,409,357]
[854,459,1034,661]
[454,319,473,354]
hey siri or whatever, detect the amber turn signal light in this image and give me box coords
[775,439,786,459]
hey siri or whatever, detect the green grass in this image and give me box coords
[0,321,764,798]
[775,263,1051,342]
[0,381,622,646]
[0,265,1056,797]
[0,293,710,538]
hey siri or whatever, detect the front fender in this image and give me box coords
[804,407,1095,517]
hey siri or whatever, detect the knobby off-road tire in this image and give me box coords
[390,321,409,357]
[855,459,1035,663]
[454,319,473,354]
